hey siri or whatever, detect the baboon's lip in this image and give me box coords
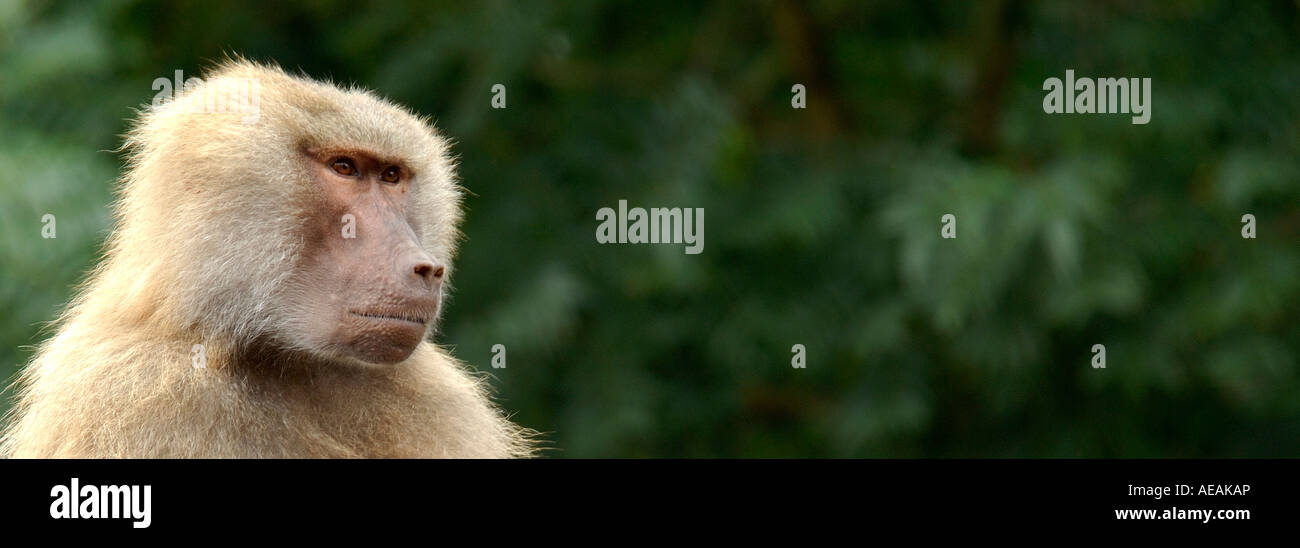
[349,310,429,326]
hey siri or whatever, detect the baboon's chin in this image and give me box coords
[346,345,419,366]
[336,333,424,365]
[325,308,431,365]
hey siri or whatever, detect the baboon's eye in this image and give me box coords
[331,158,358,177]
[380,166,401,184]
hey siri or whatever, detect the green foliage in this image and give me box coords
[1,0,1297,456]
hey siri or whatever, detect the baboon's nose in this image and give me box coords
[411,261,444,288]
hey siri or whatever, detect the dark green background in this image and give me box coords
[2,1,1298,457]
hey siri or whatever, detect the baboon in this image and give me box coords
[1,59,533,458]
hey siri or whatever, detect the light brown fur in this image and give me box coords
[1,59,533,458]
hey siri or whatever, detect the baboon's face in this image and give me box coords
[296,147,444,365]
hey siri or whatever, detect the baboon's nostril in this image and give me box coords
[413,263,445,283]
[413,262,435,281]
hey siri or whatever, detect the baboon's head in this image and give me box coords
[119,59,462,365]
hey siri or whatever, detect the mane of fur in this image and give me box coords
[1,59,534,458]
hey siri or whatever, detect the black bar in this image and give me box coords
[2,459,1286,535]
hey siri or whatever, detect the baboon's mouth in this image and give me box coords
[349,310,429,326]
